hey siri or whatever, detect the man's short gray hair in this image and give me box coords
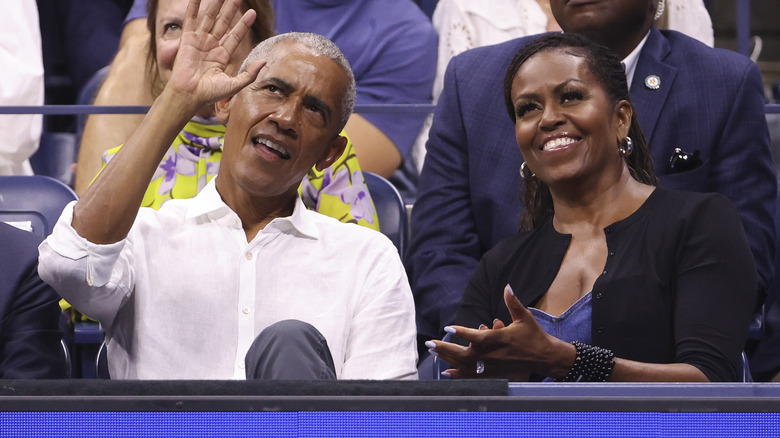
[240,32,356,131]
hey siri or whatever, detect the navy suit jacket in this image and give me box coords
[407,28,775,341]
[0,222,66,378]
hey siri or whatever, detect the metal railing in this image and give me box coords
[0,103,776,115]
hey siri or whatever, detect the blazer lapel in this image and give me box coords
[630,28,678,147]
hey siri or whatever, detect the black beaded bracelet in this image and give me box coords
[555,341,615,382]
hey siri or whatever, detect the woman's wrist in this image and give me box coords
[542,336,578,379]
[555,341,616,382]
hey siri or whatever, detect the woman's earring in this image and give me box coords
[520,161,535,178]
[619,136,634,157]
[654,0,665,20]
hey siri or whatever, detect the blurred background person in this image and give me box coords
[0,2,44,175]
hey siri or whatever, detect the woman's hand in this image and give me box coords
[428,285,575,380]
[165,0,266,112]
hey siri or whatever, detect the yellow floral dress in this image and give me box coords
[100,118,379,228]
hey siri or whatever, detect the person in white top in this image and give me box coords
[38,0,418,380]
[0,1,44,175]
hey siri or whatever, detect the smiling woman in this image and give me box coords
[427,33,757,383]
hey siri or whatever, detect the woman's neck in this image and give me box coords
[550,170,654,234]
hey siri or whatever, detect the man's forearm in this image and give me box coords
[72,89,198,244]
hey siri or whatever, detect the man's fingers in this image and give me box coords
[237,59,266,83]
[212,0,244,43]
[195,0,221,35]
[220,9,256,56]
[183,0,202,33]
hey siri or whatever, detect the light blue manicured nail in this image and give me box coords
[428,348,438,357]
[507,284,515,296]
[441,371,452,377]
[443,326,456,334]
[425,340,437,349]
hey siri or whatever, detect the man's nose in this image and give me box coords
[269,101,299,138]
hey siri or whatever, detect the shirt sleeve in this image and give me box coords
[673,195,757,382]
[339,238,418,380]
[38,201,135,329]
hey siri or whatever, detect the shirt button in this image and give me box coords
[609,252,615,257]
[239,361,245,369]
[595,292,603,299]
[231,219,239,227]
[605,227,613,233]
[596,327,604,334]
[86,277,93,286]
[242,306,251,314]
[602,270,608,275]
[245,252,253,260]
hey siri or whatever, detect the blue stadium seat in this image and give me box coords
[363,171,408,254]
[29,131,78,187]
[75,65,111,146]
[0,175,77,238]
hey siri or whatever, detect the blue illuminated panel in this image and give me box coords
[2,412,779,437]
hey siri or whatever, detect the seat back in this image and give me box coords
[29,131,78,187]
[0,175,77,238]
[75,65,111,147]
[363,171,408,254]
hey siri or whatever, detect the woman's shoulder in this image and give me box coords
[650,187,736,215]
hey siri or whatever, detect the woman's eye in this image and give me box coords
[163,23,181,33]
[561,91,583,103]
[516,103,538,117]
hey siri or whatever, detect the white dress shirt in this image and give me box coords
[39,179,418,380]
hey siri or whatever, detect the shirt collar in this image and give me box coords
[621,30,651,90]
[184,178,320,239]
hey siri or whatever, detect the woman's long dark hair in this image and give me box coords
[503,33,658,231]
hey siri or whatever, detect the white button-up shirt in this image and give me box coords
[39,180,418,380]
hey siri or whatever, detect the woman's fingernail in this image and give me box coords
[428,348,438,357]
[507,284,515,296]
[444,326,456,334]
[425,340,437,349]
[493,318,501,325]
[441,371,452,377]
[479,324,487,329]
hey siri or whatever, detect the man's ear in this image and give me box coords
[215,96,234,123]
[315,134,348,172]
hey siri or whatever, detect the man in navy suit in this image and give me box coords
[0,222,66,378]
[407,0,775,363]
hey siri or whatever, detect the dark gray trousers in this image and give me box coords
[244,319,336,380]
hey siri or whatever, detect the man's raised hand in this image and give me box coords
[167,0,265,109]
